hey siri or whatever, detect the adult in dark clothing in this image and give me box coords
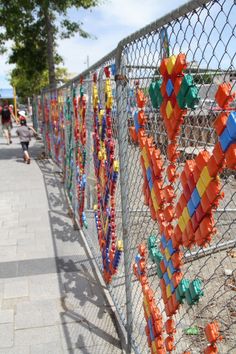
[1,101,13,144]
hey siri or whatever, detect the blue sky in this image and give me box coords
[60,0,189,72]
[0,0,188,88]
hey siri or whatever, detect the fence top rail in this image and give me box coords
[42,0,211,94]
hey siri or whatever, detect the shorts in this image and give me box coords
[2,121,12,133]
[21,142,29,151]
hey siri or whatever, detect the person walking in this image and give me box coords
[0,101,13,145]
[9,104,19,124]
[16,111,37,164]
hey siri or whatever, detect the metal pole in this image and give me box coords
[41,92,48,156]
[116,58,133,352]
[63,88,68,190]
[71,82,78,227]
[13,87,17,120]
[27,97,31,120]
[86,72,92,210]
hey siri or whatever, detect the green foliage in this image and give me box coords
[0,0,100,47]
[193,73,213,84]
[11,66,70,100]
[60,19,92,39]
[0,0,101,90]
[11,67,49,99]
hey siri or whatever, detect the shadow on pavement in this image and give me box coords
[0,143,42,160]
[37,159,122,353]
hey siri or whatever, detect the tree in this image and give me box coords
[193,72,213,84]
[10,65,70,100]
[10,67,48,100]
[0,0,100,88]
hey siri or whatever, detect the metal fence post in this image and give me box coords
[116,59,133,353]
[32,95,39,132]
[86,75,92,210]
[71,82,78,222]
[41,92,48,157]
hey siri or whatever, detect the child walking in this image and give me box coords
[16,111,37,164]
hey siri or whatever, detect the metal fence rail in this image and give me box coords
[33,0,236,352]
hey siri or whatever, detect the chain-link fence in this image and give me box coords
[32,95,43,133]
[33,0,236,352]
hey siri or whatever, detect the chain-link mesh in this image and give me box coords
[35,0,236,352]
[82,63,129,331]
[32,95,41,132]
[116,0,236,353]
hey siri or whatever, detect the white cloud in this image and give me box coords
[79,0,190,30]
[1,0,189,86]
[92,0,186,28]
[58,0,189,74]
[58,35,114,72]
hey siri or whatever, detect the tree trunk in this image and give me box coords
[43,6,56,88]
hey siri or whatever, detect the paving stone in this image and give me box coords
[60,309,85,325]
[0,261,17,278]
[0,213,19,222]
[0,346,30,354]
[15,325,61,346]
[16,244,53,261]
[18,205,48,213]
[1,297,29,311]
[30,342,64,354]
[0,309,14,323]
[0,200,10,206]
[33,230,52,238]
[2,220,19,229]
[82,303,121,350]
[59,291,84,313]
[17,257,57,277]
[15,232,35,241]
[0,246,17,262]
[90,325,121,350]
[0,207,12,215]
[0,235,17,246]
[4,278,29,299]
[18,219,44,227]
[29,274,62,300]
[15,307,43,330]
[72,345,123,354]
[16,298,61,312]
[0,323,14,348]
[17,237,36,247]
[8,227,27,237]
[59,322,95,350]
[11,204,27,211]
[0,284,3,309]
[27,225,51,233]
[0,191,14,198]
[16,298,62,328]
[19,214,45,224]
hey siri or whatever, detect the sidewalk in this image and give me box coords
[0,127,122,353]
